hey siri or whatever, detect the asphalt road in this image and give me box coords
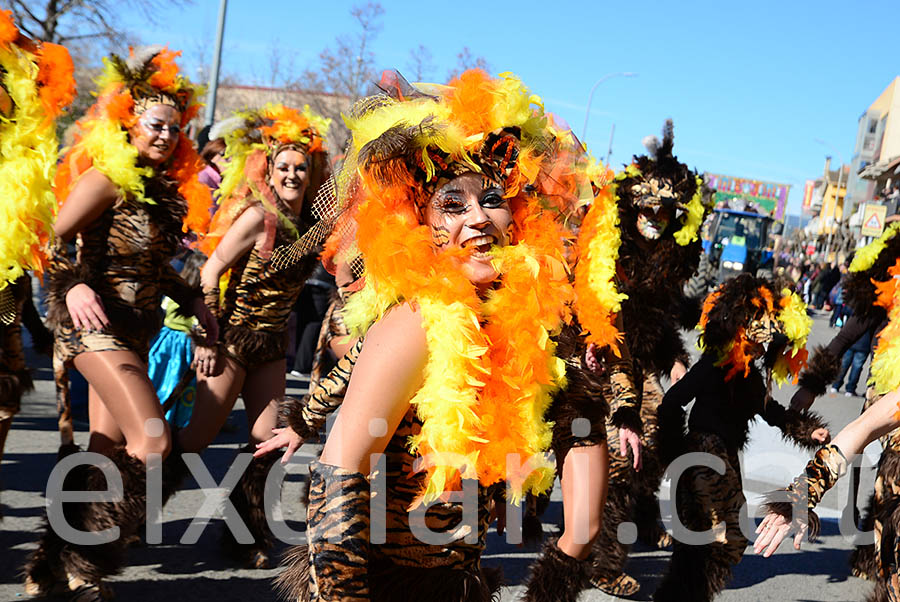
[0,314,878,601]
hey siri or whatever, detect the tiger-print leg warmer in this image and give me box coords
[221,444,279,568]
[25,446,146,598]
[523,538,586,602]
[306,460,370,601]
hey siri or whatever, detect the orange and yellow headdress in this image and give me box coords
[53,45,210,237]
[200,103,331,257]
[0,10,75,313]
[697,273,810,384]
[329,69,612,504]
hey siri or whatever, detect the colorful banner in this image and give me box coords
[802,180,816,214]
[704,173,791,220]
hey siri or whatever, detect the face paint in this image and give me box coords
[422,172,513,287]
[636,208,671,240]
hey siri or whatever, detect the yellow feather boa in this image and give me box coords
[673,176,706,246]
[850,221,900,273]
[0,42,58,289]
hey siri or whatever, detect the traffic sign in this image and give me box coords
[861,203,887,237]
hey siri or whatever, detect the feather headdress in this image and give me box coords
[54,45,210,237]
[326,69,616,504]
[200,103,331,257]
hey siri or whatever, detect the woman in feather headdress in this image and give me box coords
[0,8,74,513]
[174,103,331,569]
[24,45,215,601]
[253,69,618,601]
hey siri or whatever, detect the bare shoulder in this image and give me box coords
[363,302,427,359]
[69,168,119,204]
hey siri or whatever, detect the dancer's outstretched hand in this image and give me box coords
[66,283,109,332]
[619,426,642,471]
[753,511,806,557]
[255,427,304,464]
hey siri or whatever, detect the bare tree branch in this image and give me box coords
[447,47,491,81]
[406,44,435,82]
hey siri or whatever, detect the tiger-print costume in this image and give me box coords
[219,209,318,369]
[309,289,350,390]
[852,390,900,602]
[45,188,197,446]
[654,431,747,602]
[589,369,667,596]
[0,276,34,421]
[277,332,500,602]
[278,385,502,601]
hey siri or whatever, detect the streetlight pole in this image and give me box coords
[815,139,846,262]
[581,72,636,143]
[204,0,228,127]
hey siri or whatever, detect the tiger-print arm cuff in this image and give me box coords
[281,339,362,439]
[797,346,840,397]
[44,238,92,328]
[607,356,642,435]
[307,460,370,601]
[762,444,847,541]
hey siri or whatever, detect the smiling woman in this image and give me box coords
[176,103,331,569]
[25,46,214,601]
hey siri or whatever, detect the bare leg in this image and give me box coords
[73,350,170,462]
[87,385,125,455]
[241,359,285,444]
[558,443,609,559]
[177,355,246,453]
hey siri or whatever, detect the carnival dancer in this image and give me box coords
[653,274,830,601]
[754,254,900,601]
[780,222,900,592]
[522,157,642,601]
[587,119,714,596]
[0,9,75,511]
[257,68,600,601]
[177,103,330,568]
[24,46,215,600]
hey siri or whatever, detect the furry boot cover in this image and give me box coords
[851,492,877,580]
[523,539,586,602]
[653,543,730,602]
[24,446,146,597]
[221,443,280,568]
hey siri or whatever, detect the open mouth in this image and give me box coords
[461,235,497,257]
[282,180,301,190]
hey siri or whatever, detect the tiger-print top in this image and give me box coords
[0,276,32,419]
[219,210,317,367]
[47,191,194,363]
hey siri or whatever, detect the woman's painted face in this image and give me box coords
[269,148,309,207]
[423,172,513,286]
[130,104,181,166]
[636,206,671,240]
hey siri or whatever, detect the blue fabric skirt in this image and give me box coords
[148,327,195,428]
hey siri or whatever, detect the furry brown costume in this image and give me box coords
[588,120,713,596]
[655,275,829,602]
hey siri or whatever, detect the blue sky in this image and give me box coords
[122,0,900,215]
